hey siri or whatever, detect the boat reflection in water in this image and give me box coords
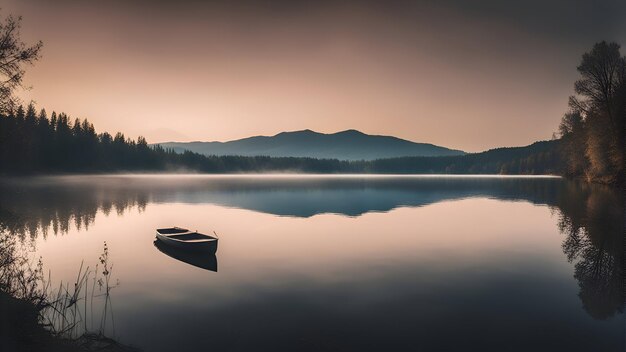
[153,240,218,272]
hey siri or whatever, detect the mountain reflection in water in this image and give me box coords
[0,175,622,351]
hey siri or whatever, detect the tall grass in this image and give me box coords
[0,228,133,349]
[41,242,118,340]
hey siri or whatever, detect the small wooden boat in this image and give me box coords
[155,227,218,253]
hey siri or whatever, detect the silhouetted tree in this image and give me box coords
[0,13,43,113]
[560,41,626,185]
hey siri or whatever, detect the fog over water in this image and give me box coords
[0,175,622,351]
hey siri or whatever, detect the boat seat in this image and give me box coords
[168,233,214,241]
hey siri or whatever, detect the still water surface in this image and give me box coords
[0,175,622,351]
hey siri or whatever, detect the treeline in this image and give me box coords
[0,106,349,173]
[0,104,560,175]
[367,141,559,174]
[161,140,560,174]
[0,104,163,173]
[558,41,625,185]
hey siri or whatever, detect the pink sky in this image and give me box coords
[6,0,625,152]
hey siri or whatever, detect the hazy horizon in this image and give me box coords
[4,0,626,152]
[154,128,548,151]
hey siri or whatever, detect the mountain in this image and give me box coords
[156,129,465,160]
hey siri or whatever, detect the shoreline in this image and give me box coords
[0,172,564,178]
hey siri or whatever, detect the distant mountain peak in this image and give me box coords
[275,129,317,136]
[335,129,365,136]
[157,129,465,160]
[276,129,368,137]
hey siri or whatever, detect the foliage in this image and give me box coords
[559,41,626,185]
[0,13,43,114]
[0,227,46,306]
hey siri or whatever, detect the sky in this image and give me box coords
[4,0,626,152]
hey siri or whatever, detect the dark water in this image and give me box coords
[0,175,623,351]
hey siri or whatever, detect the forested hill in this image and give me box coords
[0,104,560,175]
[157,129,465,160]
[367,140,560,174]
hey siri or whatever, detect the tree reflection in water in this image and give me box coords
[0,176,622,321]
[555,182,623,319]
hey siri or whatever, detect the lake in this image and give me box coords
[0,175,622,351]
